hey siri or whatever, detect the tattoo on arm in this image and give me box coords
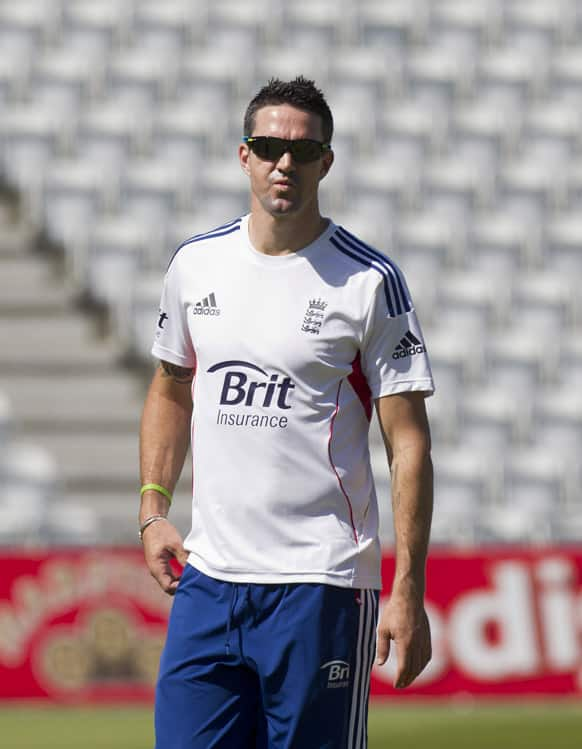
[160,361,194,384]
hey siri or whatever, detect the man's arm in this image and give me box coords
[375,390,433,688]
[139,361,194,594]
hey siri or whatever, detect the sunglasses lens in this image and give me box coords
[248,138,326,163]
[291,141,322,163]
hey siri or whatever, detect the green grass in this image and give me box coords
[1,702,582,748]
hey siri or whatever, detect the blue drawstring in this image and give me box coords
[225,585,238,655]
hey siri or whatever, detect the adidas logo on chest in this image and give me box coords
[193,292,221,316]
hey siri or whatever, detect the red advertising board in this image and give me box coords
[0,549,171,702]
[1,548,581,702]
[373,548,582,698]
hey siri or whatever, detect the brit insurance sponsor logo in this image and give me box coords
[207,360,295,429]
[155,309,168,339]
[320,659,350,689]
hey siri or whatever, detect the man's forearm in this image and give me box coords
[139,364,193,521]
[390,444,433,596]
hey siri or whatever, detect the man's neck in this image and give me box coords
[248,207,329,256]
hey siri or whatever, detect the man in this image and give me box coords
[139,76,434,749]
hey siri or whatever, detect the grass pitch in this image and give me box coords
[1,702,582,748]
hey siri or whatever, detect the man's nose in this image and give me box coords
[276,149,295,171]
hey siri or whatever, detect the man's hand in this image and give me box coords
[376,587,432,689]
[142,519,189,595]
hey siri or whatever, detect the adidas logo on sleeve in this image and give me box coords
[392,330,426,360]
[193,292,221,316]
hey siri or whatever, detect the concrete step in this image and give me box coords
[0,219,38,257]
[36,431,192,491]
[0,316,124,374]
[57,490,193,544]
[0,256,74,315]
[0,373,144,431]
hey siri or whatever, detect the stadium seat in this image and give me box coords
[423,152,495,213]
[452,96,522,162]
[255,48,328,93]
[329,46,401,102]
[347,155,420,217]
[107,46,179,112]
[425,387,459,444]
[0,390,13,449]
[478,43,549,103]
[359,0,430,49]
[499,151,568,215]
[430,446,498,544]
[0,46,30,104]
[437,270,511,332]
[128,273,165,360]
[198,157,249,218]
[180,47,255,115]
[431,0,503,46]
[86,214,149,331]
[504,447,569,510]
[0,0,60,55]
[76,96,151,169]
[551,46,582,99]
[41,156,118,252]
[468,209,539,271]
[511,271,576,332]
[505,0,578,45]
[459,386,531,449]
[533,388,582,462]
[208,0,279,48]
[0,485,48,544]
[546,212,582,272]
[0,103,72,194]
[522,97,582,157]
[283,0,359,48]
[482,502,557,544]
[0,440,59,497]
[406,42,475,105]
[63,0,134,50]
[421,325,482,390]
[394,210,462,272]
[485,327,555,393]
[380,96,449,160]
[133,0,209,51]
[29,45,105,115]
[120,156,194,237]
[558,336,582,387]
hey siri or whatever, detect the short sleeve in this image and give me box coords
[150,260,196,367]
[361,280,434,399]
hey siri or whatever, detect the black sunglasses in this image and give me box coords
[242,136,331,164]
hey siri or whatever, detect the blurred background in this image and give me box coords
[0,0,581,746]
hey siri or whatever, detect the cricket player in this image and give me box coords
[139,76,434,748]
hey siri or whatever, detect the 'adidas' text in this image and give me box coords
[392,330,425,360]
[193,292,221,316]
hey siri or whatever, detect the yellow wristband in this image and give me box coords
[140,483,172,506]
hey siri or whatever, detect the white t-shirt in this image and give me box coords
[151,214,434,589]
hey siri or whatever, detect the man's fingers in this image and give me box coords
[176,546,189,567]
[153,565,181,596]
[375,629,391,666]
[394,630,432,688]
[394,637,413,688]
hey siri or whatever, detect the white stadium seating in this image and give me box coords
[0,0,581,544]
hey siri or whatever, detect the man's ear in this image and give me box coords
[239,144,251,176]
[319,149,334,181]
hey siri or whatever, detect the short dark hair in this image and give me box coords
[243,76,333,144]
